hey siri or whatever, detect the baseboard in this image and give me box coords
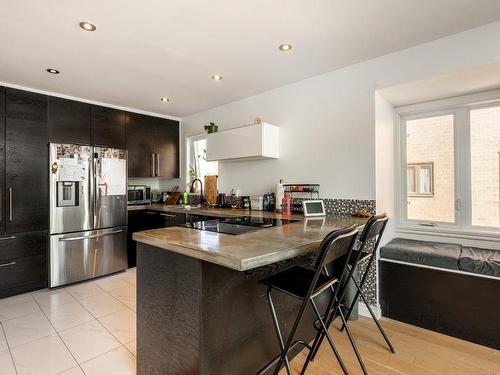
[358,301,381,320]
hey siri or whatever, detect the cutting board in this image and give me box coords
[204,175,218,204]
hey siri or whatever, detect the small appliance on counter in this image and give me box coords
[128,185,151,205]
[216,193,228,208]
[250,196,264,210]
[241,196,251,210]
[151,190,162,203]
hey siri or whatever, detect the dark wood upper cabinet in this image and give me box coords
[0,87,5,234]
[156,118,179,178]
[126,113,179,178]
[91,106,126,149]
[48,96,91,145]
[5,88,49,233]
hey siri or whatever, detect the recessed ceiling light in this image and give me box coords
[79,21,96,31]
[46,68,60,74]
[160,97,170,102]
[211,74,223,81]
[278,43,292,51]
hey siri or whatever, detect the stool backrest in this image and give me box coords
[308,225,358,301]
[358,213,389,255]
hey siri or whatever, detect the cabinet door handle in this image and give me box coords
[156,154,160,177]
[0,187,2,222]
[8,188,13,222]
[0,236,15,241]
[0,261,16,268]
[150,154,155,177]
[146,212,176,217]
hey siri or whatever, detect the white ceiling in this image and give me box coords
[2,1,500,117]
[380,62,500,107]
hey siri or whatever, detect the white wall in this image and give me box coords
[182,21,500,203]
[375,92,396,246]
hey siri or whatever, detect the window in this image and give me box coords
[407,163,434,197]
[404,114,455,223]
[187,134,218,187]
[399,96,500,234]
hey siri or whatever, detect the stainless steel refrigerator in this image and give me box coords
[49,143,128,287]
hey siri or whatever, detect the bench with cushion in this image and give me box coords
[379,238,500,349]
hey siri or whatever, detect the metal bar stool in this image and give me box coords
[340,213,395,353]
[256,225,361,375]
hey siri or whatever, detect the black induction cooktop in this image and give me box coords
[178,216,298,235]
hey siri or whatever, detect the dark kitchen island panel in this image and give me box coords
[137,243,323,375]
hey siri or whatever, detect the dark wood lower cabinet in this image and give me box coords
[0,231,48,298]
[127,210,186,267]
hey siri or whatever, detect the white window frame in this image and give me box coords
[185,133,218,187]
[395,89,500,241]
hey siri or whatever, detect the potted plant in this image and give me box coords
[204,122,218,134]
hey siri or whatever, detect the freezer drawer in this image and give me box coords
[50,226,127,287]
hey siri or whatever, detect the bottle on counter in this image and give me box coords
[269,193,276,211]
[263,193,269,211]
[275,179,285,212]
[282,192,291,215]
[182,188,189,205]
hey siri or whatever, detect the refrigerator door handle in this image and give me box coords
[8,188,13,222]
[156,154,160,177]
[58,229,124,242]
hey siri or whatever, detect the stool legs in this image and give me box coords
[267,287,293,375]
[342,260,396,354]
[303,298,349,375]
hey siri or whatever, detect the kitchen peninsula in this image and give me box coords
[133,207,367,375]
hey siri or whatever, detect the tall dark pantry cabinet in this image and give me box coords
[0,88,48,298]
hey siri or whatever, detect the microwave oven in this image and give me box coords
[128,185,151,205]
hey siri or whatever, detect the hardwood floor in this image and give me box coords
[280,316,500,375]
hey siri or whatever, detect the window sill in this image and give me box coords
[395,225,500,243]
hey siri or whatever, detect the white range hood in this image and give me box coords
[206,123,279,161]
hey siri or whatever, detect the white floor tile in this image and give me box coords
[58,366,85,375]
[81,346,136,375]
[59,320,121,364]
[32,288,76,309]
[78,292,127,318]
[108,285,136,307]
[66,281,106,301]
[43,300,95,332]
[11,335,76,375]
[124,340,136,357]
[0,294,41,321]
[0,349,16,375]
[95,274,130,291]
[0,323,7,351]
[2,311,56,348]
[99,309,136,345]
[119,271,136,286]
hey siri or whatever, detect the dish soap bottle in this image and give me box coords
[281,192,291,215]
[182,187,189,205]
